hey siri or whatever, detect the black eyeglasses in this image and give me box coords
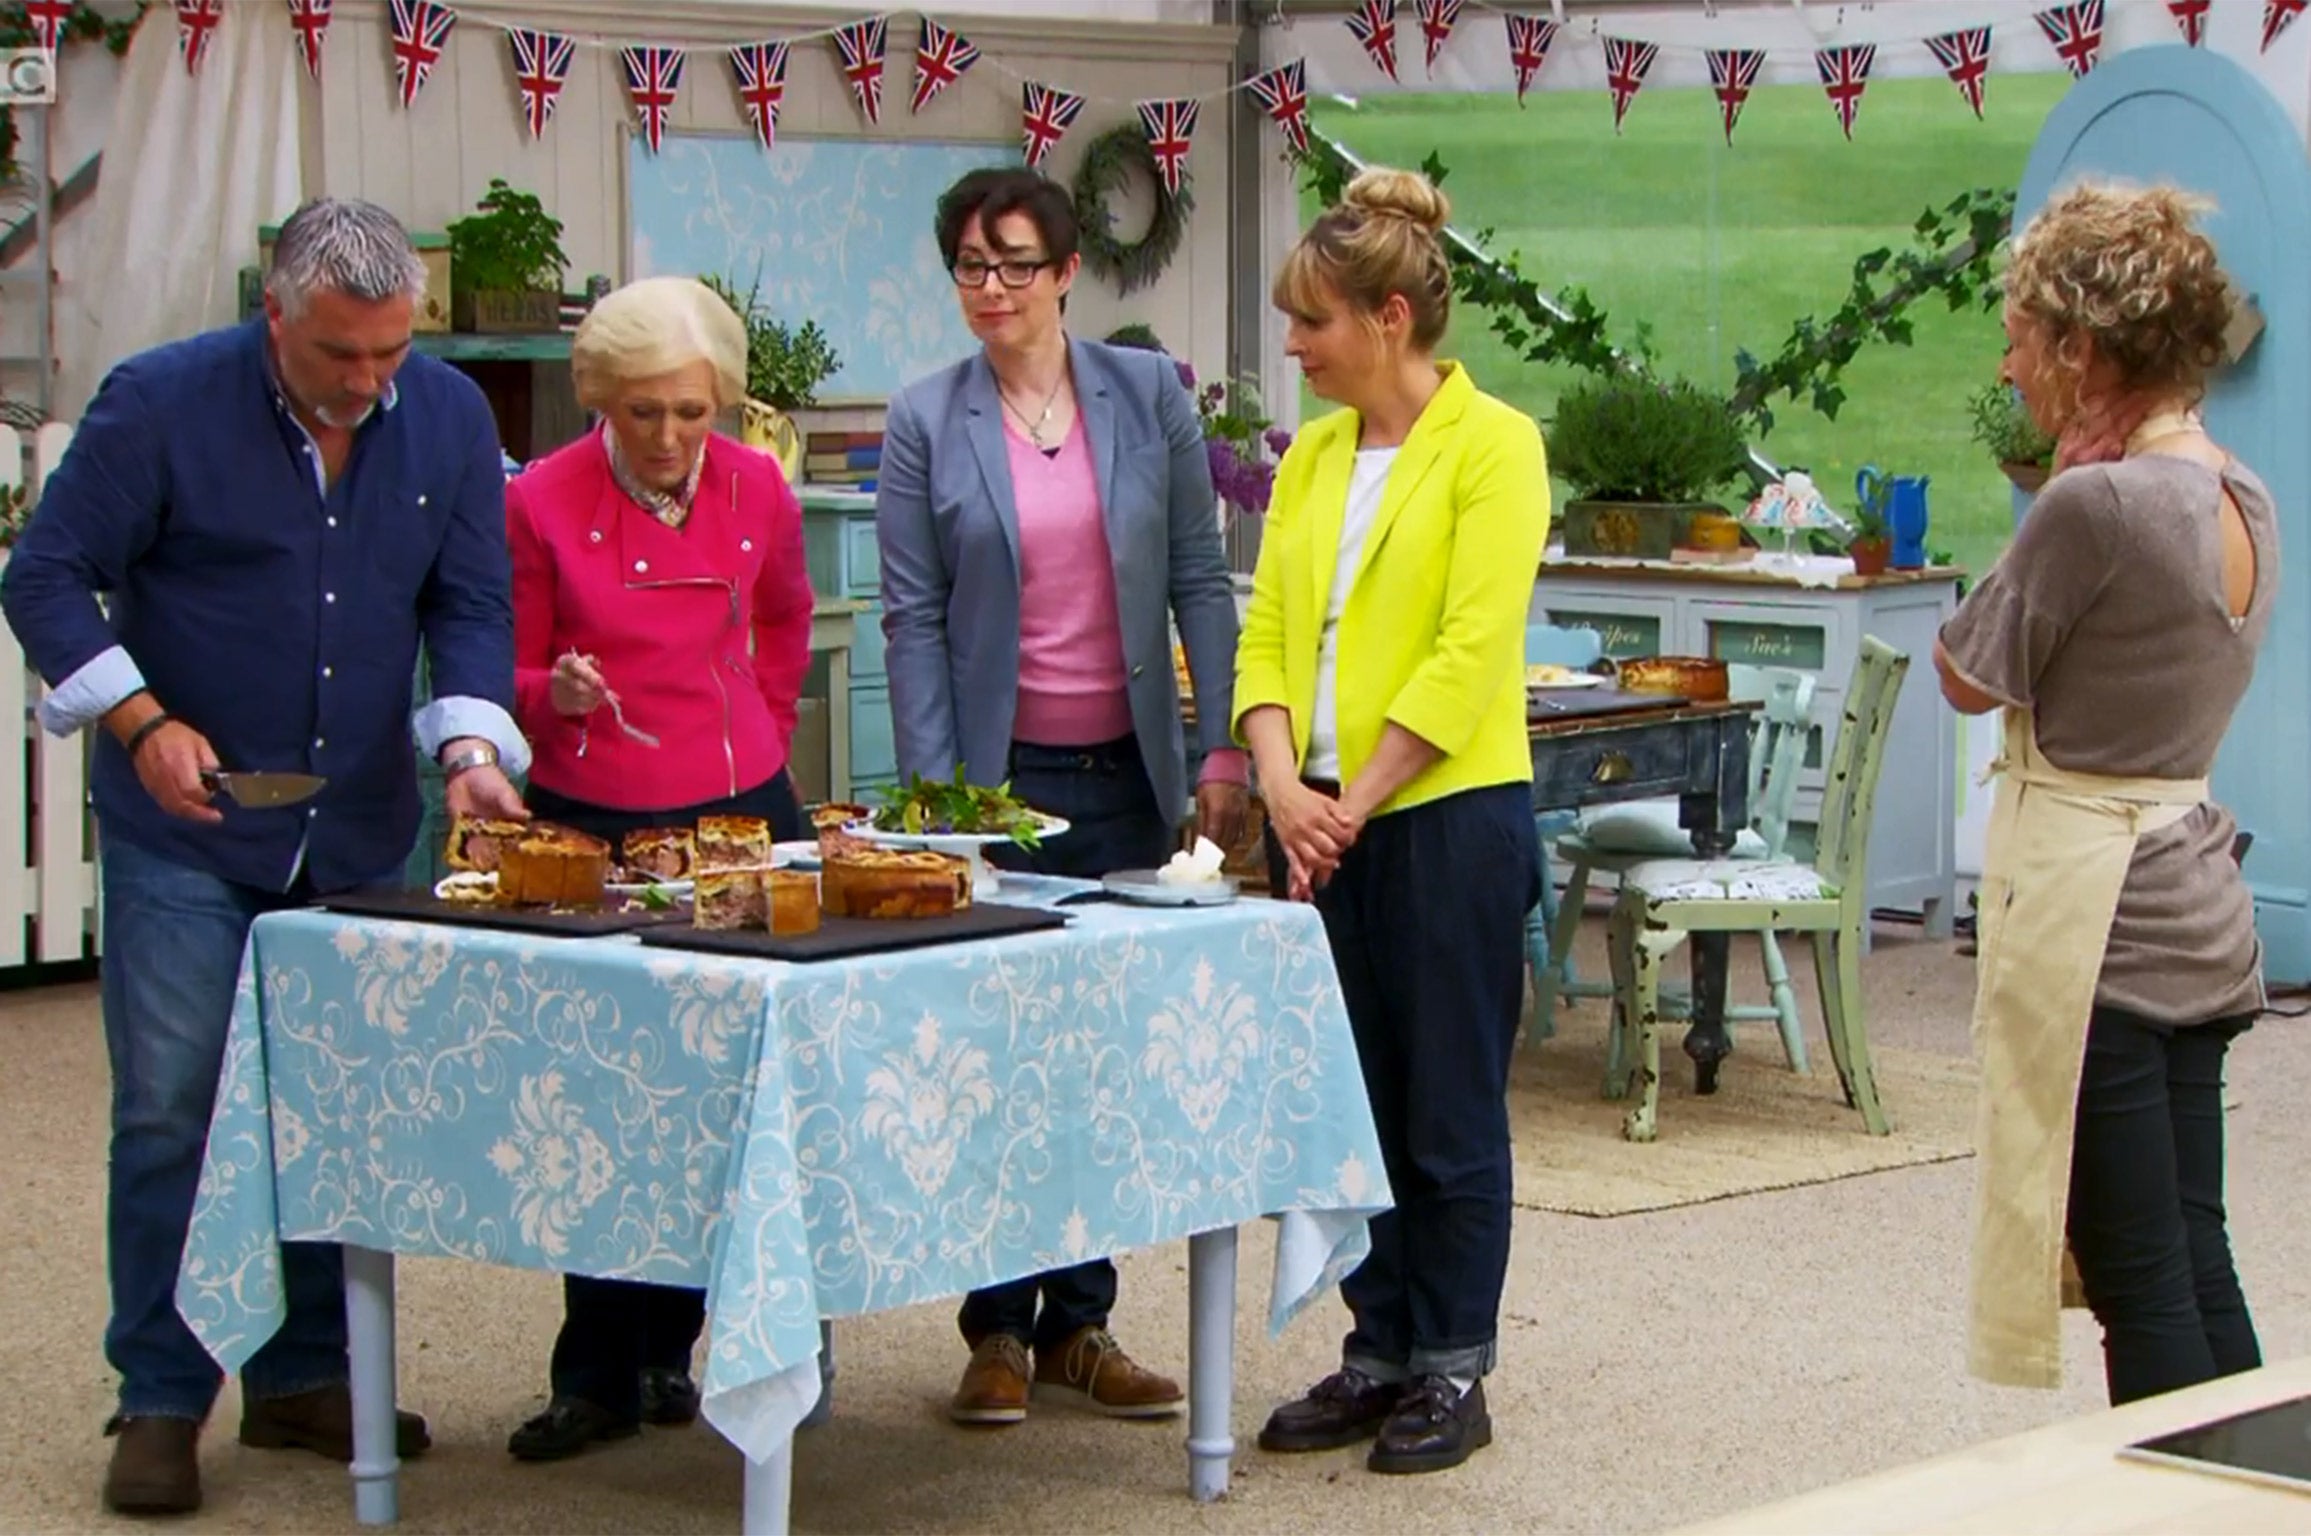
[950,256,1053,290]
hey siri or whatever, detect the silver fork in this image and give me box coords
[565,649,661,750]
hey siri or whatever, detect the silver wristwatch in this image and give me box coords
[440,744,500,779]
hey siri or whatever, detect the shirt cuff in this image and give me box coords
[413,695,533,778]
[35,644,145,737]
[1195,746,1251,788]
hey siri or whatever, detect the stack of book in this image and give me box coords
[804,431,882,491]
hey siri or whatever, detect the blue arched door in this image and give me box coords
[2016,44,2311,983]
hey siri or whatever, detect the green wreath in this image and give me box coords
[1071,123,1193,297]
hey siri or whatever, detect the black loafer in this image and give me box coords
[506,1397,640,1462]
[1368,1376,1492,1474]
[639,1368,700,1427]
[1257,1368,1403,1452]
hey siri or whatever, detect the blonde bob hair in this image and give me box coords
[571,276,748,412]
[2005,180,2236,409]
[1272,165,1453,350]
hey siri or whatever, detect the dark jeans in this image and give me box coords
[529,772,803,1416]
[1268,782,1539,1381]
[2067,1005,2261,1406]
[99,832,399,1420]
[960,735,1173,1352]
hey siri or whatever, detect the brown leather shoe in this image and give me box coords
[950,1335,1031,1425]
[1258,1367,1404,1452]
[239,1385,431,1462]
[103,1416,202,1517]
[1031,1326,1184,1419]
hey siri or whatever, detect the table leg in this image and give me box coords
[1684,934,1734,1093]
[344,1246,400,1526]
[741,1438,795,1536]
[1187,1227,1238,1502]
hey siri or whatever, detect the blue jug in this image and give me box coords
[1856,466,1931,570]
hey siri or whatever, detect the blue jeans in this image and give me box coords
[100,832,372,1421]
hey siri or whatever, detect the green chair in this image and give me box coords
[1602,637,1909,1143]
[1534,665,1820,1070]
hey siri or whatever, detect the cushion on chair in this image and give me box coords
[1577,799,1767,860]
[1622,857,1837,903]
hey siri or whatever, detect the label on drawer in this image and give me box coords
[1709,620,1826,671]
[1547,610,1659,659]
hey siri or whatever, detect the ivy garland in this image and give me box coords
[0,2,149,176]
[1071,122,1192,297]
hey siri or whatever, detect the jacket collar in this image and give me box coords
[1306,360,1476,612]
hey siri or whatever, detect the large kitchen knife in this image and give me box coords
[201,770,327,809]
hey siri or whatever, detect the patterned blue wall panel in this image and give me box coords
[628,133,1018,401]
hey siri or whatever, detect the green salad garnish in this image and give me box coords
[872,769,1046,848]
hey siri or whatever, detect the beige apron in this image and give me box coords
[1965,706,2207,1390]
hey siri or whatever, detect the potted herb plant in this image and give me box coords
[1847,499,1892,577]
[1549,370,1751,559]
[703,272,841,484]
[445,179,568,334]
[1967,379,2056,494]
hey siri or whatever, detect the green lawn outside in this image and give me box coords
[1305,72,2076,577]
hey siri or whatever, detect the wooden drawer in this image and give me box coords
[802,511,846,599]
[1692,599,1849,677]
[1532,592,1678,660]
[1533,711,1748,816]
[843,516,881,596]
[850,681,896,783]
[849,598,888,682]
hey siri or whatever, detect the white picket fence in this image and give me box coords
[0,419,100,969]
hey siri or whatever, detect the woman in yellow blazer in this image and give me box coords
[1234,167,1548,1476]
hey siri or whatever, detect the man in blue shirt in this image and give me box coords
[0,198,532,1516]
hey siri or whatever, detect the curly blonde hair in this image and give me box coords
[2004,180,2235,408]
[1272,166,1453,350]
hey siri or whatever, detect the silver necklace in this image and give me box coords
[999,371,1067,448]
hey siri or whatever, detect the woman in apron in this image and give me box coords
[1935,181,2274,1406]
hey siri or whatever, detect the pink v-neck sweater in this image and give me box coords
[1007,418,1135,745]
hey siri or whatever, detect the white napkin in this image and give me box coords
[1157,835,1227,886]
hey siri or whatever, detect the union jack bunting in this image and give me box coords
[2166,0,2209,46]
[507,28,573,140]
[1504,13,1557,106]
[1346,0,1399,84]
[1926,27,1991,119]
[387,0,455,109]
[1706,49,1761,145]
[1019,81,1084,170]
[833,16,888,126]
[2265,0,2307,52]
[1816,43,1874,140]
[285,0,332,80]
[175,0,223,77]
[730,41,790,152]
[1136,98,1199,196]
[621,45,685,155]
[1246,58,1310,154]
[911,19,978,114]
[2034,1,2103,79]
[1601,36,1656,134]
[1416,0,1461,75]
[20,1,74,55]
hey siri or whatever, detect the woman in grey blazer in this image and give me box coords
[876,166,1248,1427]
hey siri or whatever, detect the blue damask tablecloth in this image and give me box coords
[179,890,1391,1460]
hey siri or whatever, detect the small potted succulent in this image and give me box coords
[1549,369,1751,559]
[1967,379,2056,494]
[446,179,568,333]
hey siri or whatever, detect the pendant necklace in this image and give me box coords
[1001,372,1066,449]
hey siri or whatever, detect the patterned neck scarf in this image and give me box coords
[603,423,703,529]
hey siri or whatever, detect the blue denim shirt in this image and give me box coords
[0,320,529,893]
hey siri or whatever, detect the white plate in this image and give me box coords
[605,877,693,898]
[1528,673,1606,691]
[770,840,820,869]
[1102,869,1239,906]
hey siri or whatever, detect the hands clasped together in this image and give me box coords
[1265,778,1362,902]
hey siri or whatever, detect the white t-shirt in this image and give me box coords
[1305,447,1398,781]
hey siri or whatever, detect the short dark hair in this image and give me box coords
[934,167,1079,269]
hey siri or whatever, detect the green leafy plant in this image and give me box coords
[1966,379,2056,467]
[1104,322,1166,352]
[1548,370,1750,504]
[702,271,841,410]
[873,768,1048,848]
[446,179,567,296]
[0,482,30,547]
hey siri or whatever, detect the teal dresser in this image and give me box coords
[800,488,895,802]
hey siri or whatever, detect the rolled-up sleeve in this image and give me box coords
[1937,469,2115,710]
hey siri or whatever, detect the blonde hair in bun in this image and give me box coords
[1273,165,1453,350]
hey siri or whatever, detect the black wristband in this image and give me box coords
[123,711,174,759]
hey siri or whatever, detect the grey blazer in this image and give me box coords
[875,337,1239,822]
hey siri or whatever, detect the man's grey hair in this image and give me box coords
[266,198,428,317]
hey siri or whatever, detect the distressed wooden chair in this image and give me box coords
[1602,638,1909,1142]
[1534,665,1820,1071]
[1522,622,1605,1016]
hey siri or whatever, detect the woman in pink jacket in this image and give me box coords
[502,275,814,1461]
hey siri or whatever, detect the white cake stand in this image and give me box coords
[840,815,1071,899]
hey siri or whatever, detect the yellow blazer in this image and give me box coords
[1232,362,1550,816]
